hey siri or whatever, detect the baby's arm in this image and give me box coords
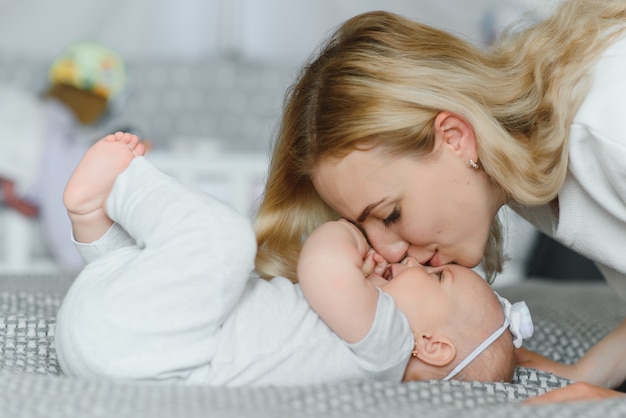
[298,219,380,344]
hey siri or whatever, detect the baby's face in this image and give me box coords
[373,258,500,334]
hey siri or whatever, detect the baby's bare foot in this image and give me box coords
[64,132,146,242]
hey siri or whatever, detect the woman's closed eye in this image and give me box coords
[383,207,401,227]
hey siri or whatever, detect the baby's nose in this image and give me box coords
[401,256,420,267]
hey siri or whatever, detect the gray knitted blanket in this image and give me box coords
[0,275,624,418]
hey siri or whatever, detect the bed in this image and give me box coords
[0,273,624,418]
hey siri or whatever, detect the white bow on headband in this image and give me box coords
[496,293,534,348]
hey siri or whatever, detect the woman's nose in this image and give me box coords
[367,227,432,264]
[370,236,409,263]
[390,256,425,278]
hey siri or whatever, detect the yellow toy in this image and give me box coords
[47,40,126,125]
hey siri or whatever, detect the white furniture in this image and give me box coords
[146,151,268,218]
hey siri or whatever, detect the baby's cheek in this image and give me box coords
[366,273,388,288]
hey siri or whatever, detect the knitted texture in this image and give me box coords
[0,277,624,417]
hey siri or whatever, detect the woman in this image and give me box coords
[253,0,626,402]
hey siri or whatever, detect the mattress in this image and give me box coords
[0,274,624,418]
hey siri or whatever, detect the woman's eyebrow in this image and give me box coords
[357,199,386,223]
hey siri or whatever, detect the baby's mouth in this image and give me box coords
[382,266,393,281]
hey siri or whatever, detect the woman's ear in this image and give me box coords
[433,111,478,159]
[414,334,456,367]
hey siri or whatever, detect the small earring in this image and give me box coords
[412,341,419,358]
[469,159,481,170]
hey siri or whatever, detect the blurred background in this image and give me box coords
[0,0,558,152]
[0,0,601,285]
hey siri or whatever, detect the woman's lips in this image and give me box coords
[425,251,441,267]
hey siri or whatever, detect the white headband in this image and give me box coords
[442,292,534,381]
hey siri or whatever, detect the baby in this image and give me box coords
[55,133,533,386]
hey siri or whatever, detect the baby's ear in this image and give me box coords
[414,334,456,367]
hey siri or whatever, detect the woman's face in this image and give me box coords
[313,144,500,269]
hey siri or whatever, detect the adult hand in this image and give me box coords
[525,382,625,404]
[515,347,577,380]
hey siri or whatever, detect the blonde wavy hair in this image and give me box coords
[255,0,626,282]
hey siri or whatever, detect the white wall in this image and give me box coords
[0,0,550,64]
[239,0,488,64]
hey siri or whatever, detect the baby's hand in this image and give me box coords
[361,248,389,279]
[334,219,389,280]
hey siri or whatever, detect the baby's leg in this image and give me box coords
[56,156,257,382]
[63,132,146,243]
